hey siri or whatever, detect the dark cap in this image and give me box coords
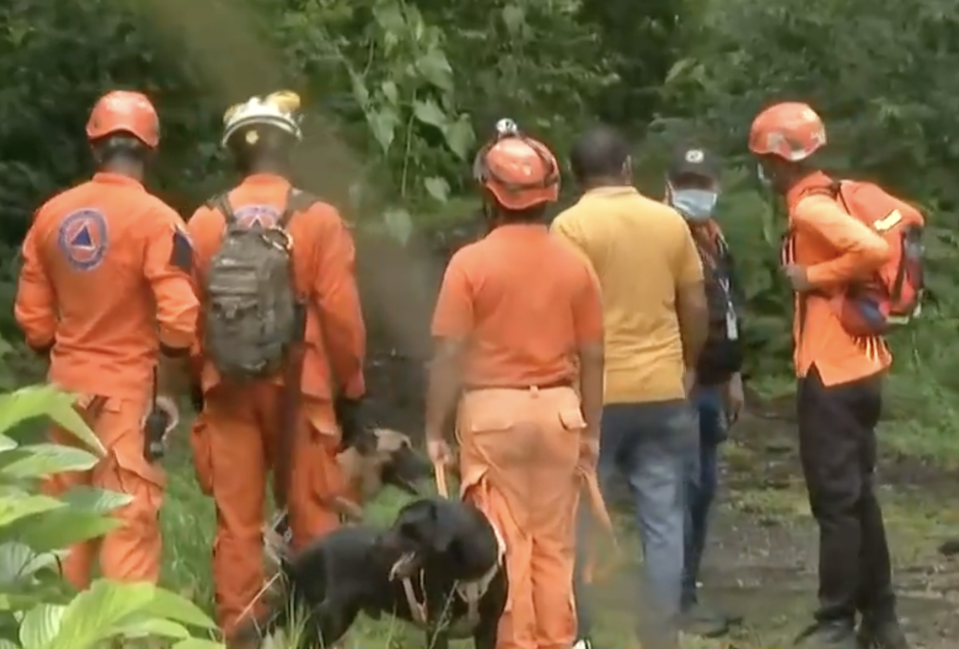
[667,145,720,182]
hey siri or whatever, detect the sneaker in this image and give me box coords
[572,639,592,649]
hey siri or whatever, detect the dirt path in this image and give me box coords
[590,407,959,648]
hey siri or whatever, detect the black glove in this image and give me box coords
[334,396,369,451]
[189,385,204,413]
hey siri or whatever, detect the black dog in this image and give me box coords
[234,498,507,649]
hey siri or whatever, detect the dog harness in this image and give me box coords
[400,522,506,633]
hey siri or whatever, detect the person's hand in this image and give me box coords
[683,369,697,397]
[782,264,812,292]
[724,373,745,426]
[145,395,180,438]
[577,436,599,474]
[426,437,453,468]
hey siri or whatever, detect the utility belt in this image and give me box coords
[462,377,574,392]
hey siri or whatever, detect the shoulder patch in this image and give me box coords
[57,208,108,272]
[170,227,193,273]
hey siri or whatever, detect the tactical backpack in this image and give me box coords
[203,187,314,381]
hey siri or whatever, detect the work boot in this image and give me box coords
[794,620,858,649]
[856,615,910,649]
[677,601,734,638]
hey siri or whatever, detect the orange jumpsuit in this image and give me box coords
[187,173,367,634]
[14,171,199,587]
[431,223,604,649]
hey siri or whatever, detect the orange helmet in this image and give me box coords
[473,133,560,210]
[748,102,826,162]
[86,91,160,149]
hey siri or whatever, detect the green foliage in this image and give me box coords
[0,385,223,649]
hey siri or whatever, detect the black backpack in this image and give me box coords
[691,225,744,386]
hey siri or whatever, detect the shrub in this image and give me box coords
[0,384,224,649]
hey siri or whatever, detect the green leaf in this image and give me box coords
[380,80,399,106]
[0,639,20,649]
[57,486,132,516]
[0,387,103,455]
[412,99,447,129]
[0,495,64,529]
[0,445,99,480]
[383,208,414,246]
[0,542,58,585]
[442,115,476,162]
[109,618,191,640]
[170,639,225,649]
[140,587,218,630]
[45,580,155,649]
[423,177,450,203]
[366,107,401,154]
[415,50,454,93]
[19,603,64,649]
[7,509,121,553]
[0,437,17,454]
[501,5,526,36]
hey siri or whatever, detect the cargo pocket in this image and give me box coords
[190,416,214,496]
[558,408,587,432]
[100,399,165,533]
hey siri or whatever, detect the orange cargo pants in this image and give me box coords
[45,396,165,588]
[191,382,345,634]
[457,386,584,649]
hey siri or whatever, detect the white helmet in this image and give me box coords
[221,90,303,147]
[495,118,519,137]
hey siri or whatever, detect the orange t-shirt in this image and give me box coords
[785,172,893,386]
[187,173,367,399]
[431,223,603,388]
[15,172,199,400]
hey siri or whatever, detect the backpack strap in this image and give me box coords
[206,193,239,225]
[278,187,320,228]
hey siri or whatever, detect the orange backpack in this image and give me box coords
[826,180,925,336]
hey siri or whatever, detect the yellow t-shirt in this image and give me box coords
[550,187,703,404]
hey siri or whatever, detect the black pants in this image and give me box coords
[797,367,895,624]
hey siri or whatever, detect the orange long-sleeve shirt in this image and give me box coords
[15,172,199,400]
[187,173,366,399]
[786,172,892,385]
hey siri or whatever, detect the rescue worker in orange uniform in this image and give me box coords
[749,102,908,649]
[187,91,368,637]
[15,90,198,587]
[426,123,606,649]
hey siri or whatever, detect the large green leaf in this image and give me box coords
[108,617,191,640]
[0,387,101,456]
[0,542,58,585]
[0,496,64,529]
[57,486,132,516]
[41,580,155,649]
[19,603,64,649]
[4,509,121,553]
[0,446,99,481]
[170,639,225,649]
[140,587,218,630]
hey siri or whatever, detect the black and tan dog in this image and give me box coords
[238,497,507,649]
[262,427,432,573]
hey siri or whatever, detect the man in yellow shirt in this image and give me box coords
[552,125,709,649]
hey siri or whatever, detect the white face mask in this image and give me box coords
[669,187,718,222]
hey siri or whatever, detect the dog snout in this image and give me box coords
[387,446,432,495]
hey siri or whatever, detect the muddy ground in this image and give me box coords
[364,346,959,648]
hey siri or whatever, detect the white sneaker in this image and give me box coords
[572,639,592,649]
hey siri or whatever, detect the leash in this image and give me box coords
[433,460,449,498]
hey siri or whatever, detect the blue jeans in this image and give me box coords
[682,385,726,608]
[573,400,697,643]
